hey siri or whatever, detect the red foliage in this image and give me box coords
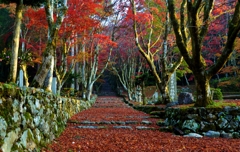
[22,8,48,58]
[42,97,240,152]
[24,8,48,30]
[202,0,237,65]
[59,0,103,39]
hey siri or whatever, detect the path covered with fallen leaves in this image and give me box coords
[42,97,240,152]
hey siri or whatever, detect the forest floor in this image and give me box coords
[42,96,240,152]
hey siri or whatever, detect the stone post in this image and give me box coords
[19,69,24,87]
[168,70,177,102]
[153,91,159,103]
[51,71,57,95]
[136,85,142,102]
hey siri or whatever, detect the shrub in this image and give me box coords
[211,88,223,100]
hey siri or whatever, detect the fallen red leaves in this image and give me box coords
[42,97,240,152]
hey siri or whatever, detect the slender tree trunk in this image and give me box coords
[75,39,79,91]
[70,40,75,92]
[184,74,190,86]
[57,82,63,95]
[9,1,23,83]
[159,10,171,104]
[21,64,29,87]
[19,28,28,87]
[127,90,133,100]
[142,81,147,105]
[87,83,93,101]
[81,37,87,99]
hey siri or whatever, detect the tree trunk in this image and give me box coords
[70,42,75,93]
[157,82,170,104]
[142,81,147,105]
[9,1,23,83]
[167,0,240,107]
[81,39,86,98]
[21,64,29,87]
[75,41,79,91]
[57,82,62,96]
[130,0,182,104]
[194,74,213,107]
[31,0,68,88]
[127,89,133,101]
[31,48,55,87]
[87,83,93,101]
[184,74,189,86]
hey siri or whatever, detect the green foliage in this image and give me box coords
[64,72,79,86]
[61,88,77,97]
[135,72,156,86]
[0,48,11,64]
[210,77,229,87]
[3,82,17,87]
[206,101,236,108]
[211,88,223,100]
[143,97,148,105]
[0,84,15,126]
[210,77,240,92]
[176,60,192,81]
[142,0,165,40]
[154,96,163,105]
[19,51,34,66]
[177,101,237,109]
[172,46,180,53]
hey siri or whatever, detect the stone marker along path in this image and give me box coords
[42,97,240,152]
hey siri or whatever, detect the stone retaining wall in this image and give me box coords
[0,84,96,152]
[165,106,240,138]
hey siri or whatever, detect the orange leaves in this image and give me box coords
[218,80,232,87]
[219,66,239,74]
[135,12,153,24]
[32,54,42,64]
[150,7,159,14]
[212,8,223,15]
[234,37,240,51]
[154,0,165,6]
[75,51,91,63]
[67,56,76,65]
[215,52,221,57]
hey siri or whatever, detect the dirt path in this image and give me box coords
[42,96,240,152]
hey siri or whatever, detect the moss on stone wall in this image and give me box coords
[165,106,240,138]
[0,83,96,152]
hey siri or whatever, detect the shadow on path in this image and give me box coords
[98,80,117,96]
